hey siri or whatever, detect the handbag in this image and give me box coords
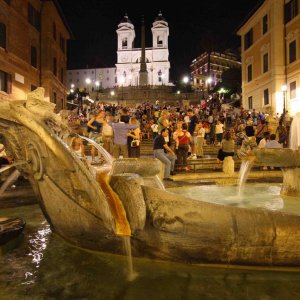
[131,139,140,147]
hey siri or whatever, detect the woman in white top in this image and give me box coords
[196,121,206,157]
[215,120,224,146]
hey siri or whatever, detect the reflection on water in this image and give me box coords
[1,204,300,299]
[169,184,300,215]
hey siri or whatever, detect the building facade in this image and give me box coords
[0,0,71,111]
[237,0,300,116]
[67,67,116,91]
[115,12,171,87]
[190,50,241,92]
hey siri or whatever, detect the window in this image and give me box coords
[53,57,57,76]
[263,53,268,73]
[53,91,57,103]
[60,35,65,53]
[248,96,253,109]
[157,36,163,47]
[60,67,64,83]
[122,38,128,49]
[31,46,37,68]
[290,81,297,99]
[289,40,296,63]
[263,15,268,34]
[53,23,56,40]
[263,89,269,105]
[31,84,37,91]
[247,64,252,82]
[0,23,6,49]
[28,3,40,31]
[0,70,12,93]
[285,0,298,23]
[244,28,253,50]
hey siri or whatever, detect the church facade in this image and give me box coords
[115,12,171,87]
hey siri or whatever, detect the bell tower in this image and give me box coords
[116,14,135,51]
[151,11,170,85]
[151,11,169,49]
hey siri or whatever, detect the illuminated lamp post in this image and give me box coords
[95,81,100,100]
[281,85,287,115]
[120,75,125,101]
[183,76,189,99]
[85,78,91,94]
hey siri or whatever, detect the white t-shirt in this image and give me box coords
[197,128,206,138]
[151,124,158,133]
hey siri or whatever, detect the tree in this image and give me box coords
[213,68,242,95]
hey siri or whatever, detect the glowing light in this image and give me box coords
[183,76,189,84]
[85,78,91,84]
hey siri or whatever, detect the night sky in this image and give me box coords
[58,0,260,81]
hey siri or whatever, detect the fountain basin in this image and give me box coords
[255,148,300,197]
[255,148,300,167]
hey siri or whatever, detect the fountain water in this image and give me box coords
[289,112,300,150]
[0,170,21,197]
[78,135,114,165]
[237,160,254,198]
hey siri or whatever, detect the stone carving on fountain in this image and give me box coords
[1,88,300,266]
[255,112,300,197]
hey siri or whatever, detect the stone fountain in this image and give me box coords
[1,88,300,266]
[255,112,300,197]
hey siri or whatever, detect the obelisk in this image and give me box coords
[139,16,148,86]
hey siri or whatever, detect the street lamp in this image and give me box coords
[85,78,91,94]
[281,85,287,115]
[218,87,226,102]
[95,81,100,100]
[183,76,189,99]
[70,83,75,89]
[120,75,125,100]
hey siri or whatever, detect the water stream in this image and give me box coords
[237,159,254,198]
[0,169,21,197]
[122,236,138,281]
[78,135,114,165]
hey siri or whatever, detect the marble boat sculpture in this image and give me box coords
[1,88,300,266]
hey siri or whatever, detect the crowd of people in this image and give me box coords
[66,100,293,179]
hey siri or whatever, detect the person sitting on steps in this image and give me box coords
[153,128,177,180]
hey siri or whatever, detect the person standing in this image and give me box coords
[87,110,105,163]
[153,128,177,180]
[175,123,192,171]
[196,121,206,157]
[215,120,224,146]
[127,116,141,158]
[187,109,198,159]
[109,115,139,159]
[102,115,114,155]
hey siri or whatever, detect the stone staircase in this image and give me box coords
[83,139,265,172]
[140,139,254,172]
